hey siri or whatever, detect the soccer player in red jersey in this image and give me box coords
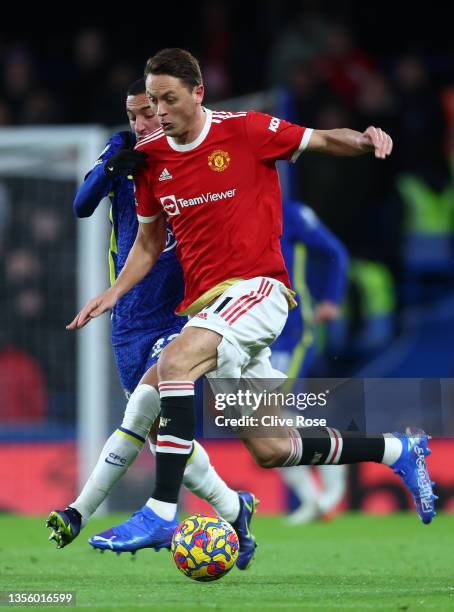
[68,48,435,551]
[46,80,258,567]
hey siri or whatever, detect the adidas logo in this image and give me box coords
[195,312,208,319]
[159,168,173,181]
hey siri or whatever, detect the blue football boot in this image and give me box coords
[88,505,177,553]
[231,491,259,570]
[46,507,82,549]
[390,431,436,524]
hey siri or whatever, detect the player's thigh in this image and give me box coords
[158,326,222,381]
[186,277,289,385]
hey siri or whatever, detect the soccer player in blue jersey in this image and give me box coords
[273,201,349,524]
[74,80,185,398]
[46,79,257,568]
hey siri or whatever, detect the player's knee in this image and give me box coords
[158,328,220,381]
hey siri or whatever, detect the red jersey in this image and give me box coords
[135,109,312,315]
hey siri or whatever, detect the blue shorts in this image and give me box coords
[112,325,184,397]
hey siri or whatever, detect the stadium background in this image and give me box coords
[1,1,453,519]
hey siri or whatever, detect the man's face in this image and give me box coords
[126,93,159,142]
[145,74,204,139]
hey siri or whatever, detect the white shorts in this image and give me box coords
[185,276,289,382]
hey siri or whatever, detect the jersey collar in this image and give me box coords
[166,107,212,152]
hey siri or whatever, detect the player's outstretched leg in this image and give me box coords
[247,427,437,524]
[88,377,194,554]
[46,384,159,549]
[46,507,82,549]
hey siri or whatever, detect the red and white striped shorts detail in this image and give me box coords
[219,278,274,326]
[325,427,343,464]
[156,434,193,455]
[158,381,195,398]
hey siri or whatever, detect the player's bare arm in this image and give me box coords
[67,214,166,330]
[307,126,393,159]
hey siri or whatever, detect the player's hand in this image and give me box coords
[104,149,147,176]
[66,288,118,330]
[313,301,341,323]
[358,126,393,159]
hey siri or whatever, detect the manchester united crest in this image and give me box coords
[208,149,230,172]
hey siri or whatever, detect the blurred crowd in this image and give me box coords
[0,177,76,425]
[0,3,452,126]
[0,2,453,424]
[273,16,453,265]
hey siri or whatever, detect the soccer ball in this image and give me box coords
[171,514,239,582]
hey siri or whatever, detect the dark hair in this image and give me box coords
[127,78,146,96]
[144,48,202,91]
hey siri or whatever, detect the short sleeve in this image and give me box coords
[244,111,313,163]
[134,166,162,223]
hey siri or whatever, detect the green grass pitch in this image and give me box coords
[0,513,453,611]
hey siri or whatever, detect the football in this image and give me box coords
[171,514,239,581]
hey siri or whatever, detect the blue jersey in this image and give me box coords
[73,131,185,344]
[73,131,185,393]
[271,201,348,377]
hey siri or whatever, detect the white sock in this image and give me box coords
[122,384,160,439]
[183,441,240,522]
[71,384,160,525]
[71,427,144,525]
[280,465,318,508]
[382,434,403,466]
[146,440,240,523]
[317,465,348,514]
[146,498,177,521]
